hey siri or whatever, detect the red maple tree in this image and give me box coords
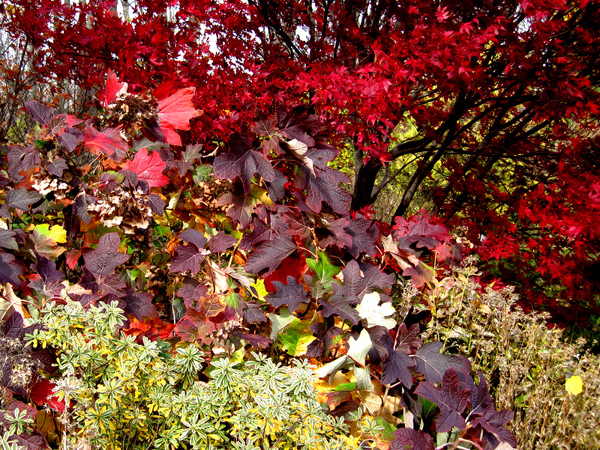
[2,0,599,321]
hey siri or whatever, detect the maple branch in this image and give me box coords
[249,0,304,58]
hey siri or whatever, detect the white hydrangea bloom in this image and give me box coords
[356,292,397,329]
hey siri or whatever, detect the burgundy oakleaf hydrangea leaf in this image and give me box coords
[8,430,49,450]
[179,228,208,250]
[146,194,166,215]
[471,405,518,449]
[28,256,65,298]
[306,321,343,358]
[74,190,96,224]
[217,189,255,229]
[0,252,24,286]
[177,278,209,309]
[170,229,208,274]
[467,371,494,416]
[170,245,205,274]
[7,146,40,181]
[1,313,45,341]
[83,232,129,280]
[414,341,472,385]
[414,367,472,433]
[380,323,422,387]
[266,169,288,202]
[395,322,423,354]
[320,260,392,325]
[213,132,275,194]
[120,288,158,322]
[382,347,415,388]
[315,217,352,249]
[233,332,272,349]
[0,188,42,217]
[0,230,18,251]
[403,262,436,288]
[366,326,391,365]
[24,100,53,125]
[296,167,351,215]
[330,260,394,305]
[343,217,379,258]
[175,308,216,345]
[393,212,451,250]
[277,107,324,137]
[245,235,297,276]
[45,158,68,177]
[239,299,267,323]
[390,428,435,450]
[208,231,237,253]
[56,127,83,152]
[170,144,203,176]
[265,276,309,313]
[240,218,272,251]
[318,296,360,325]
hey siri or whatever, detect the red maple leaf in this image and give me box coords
[264,253,307,292]
[99,69,127,107]
[29,377,65,412]
[157,87,201,146]
[83,125,129,162]
[123,148,169,188]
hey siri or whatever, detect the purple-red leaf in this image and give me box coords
[382,349,415,387]
[414,341,472,385]
[380,323,422,387]
[24,100,53,126]
[170,244,205,274]
[120,288,158,322]
[245,235,297,276]
[414,367,471,433]
[7,146,40,180]
[265,276,309,313]
[297,167,351,215]
[471,405,517,448]
[393,212,451,250]
[177,278,209,308]
[83,232,129,280]
[0,188,42,216]
[344,217,379,258]
[0,252,24,286]
[233,331,272,349]
[390,428,435,450]
[208,231,237,253]
[213,133,275,194]
[179,228,207,250]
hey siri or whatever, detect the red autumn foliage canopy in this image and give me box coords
[2,0,599,321]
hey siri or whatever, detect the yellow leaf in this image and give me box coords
[565,375,583,395]
[251,279,269,300]
[34,224,67,243]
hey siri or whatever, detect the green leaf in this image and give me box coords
[278,327,315,356]
[306,251,341,289]
[269,307,295,340]
[353,365,374,391]
[193,164,213,184]
[334,382,357,392]
[347,329,372,366]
